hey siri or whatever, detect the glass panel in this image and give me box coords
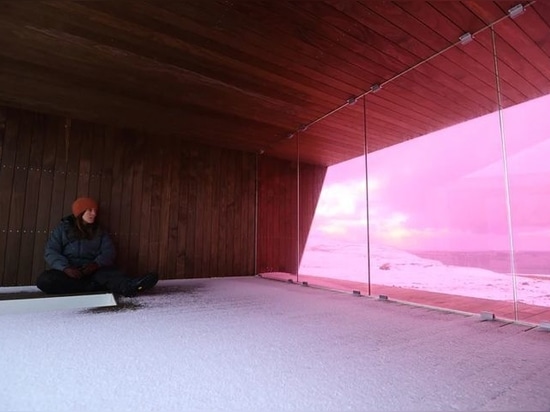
[494,5,550,324]
[298,103,369,292]
[365,28,516,318]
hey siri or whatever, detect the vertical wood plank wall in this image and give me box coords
[0,106,257,285]
[0,105,327,286]
[257,156,326,274]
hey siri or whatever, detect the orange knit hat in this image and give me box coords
[72,197,98,217]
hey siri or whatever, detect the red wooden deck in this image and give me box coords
[259,272,550,326]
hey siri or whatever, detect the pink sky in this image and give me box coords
[309,93,550,251]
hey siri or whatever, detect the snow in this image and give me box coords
[300,242,550,307]
[1,276,550,411]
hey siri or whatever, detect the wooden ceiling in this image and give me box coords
[0,1,549,166]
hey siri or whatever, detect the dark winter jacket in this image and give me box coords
[44,215,116,271]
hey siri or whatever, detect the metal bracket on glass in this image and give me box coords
[480,311,496,321]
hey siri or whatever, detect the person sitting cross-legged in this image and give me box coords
[36,197,158,297]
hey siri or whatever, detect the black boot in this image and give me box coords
[121,272,159,297]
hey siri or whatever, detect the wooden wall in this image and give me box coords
[0,105,326,286]
[0,106,258,285]
[257,156,326,274]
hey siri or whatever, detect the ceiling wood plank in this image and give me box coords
[0,1,547,166]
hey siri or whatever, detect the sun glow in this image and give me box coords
[372,212,411,245]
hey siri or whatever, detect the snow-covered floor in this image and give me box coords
[1,276,550,412]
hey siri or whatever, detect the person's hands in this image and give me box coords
[81,262,100,276]
[63,267,82,279]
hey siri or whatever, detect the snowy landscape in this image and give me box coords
[298,94,550,310]
[300,241,550,307]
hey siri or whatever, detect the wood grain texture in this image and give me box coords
[0,106,324,285]
[0,1,547,166]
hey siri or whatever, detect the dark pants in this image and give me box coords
[36,268,131,295]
